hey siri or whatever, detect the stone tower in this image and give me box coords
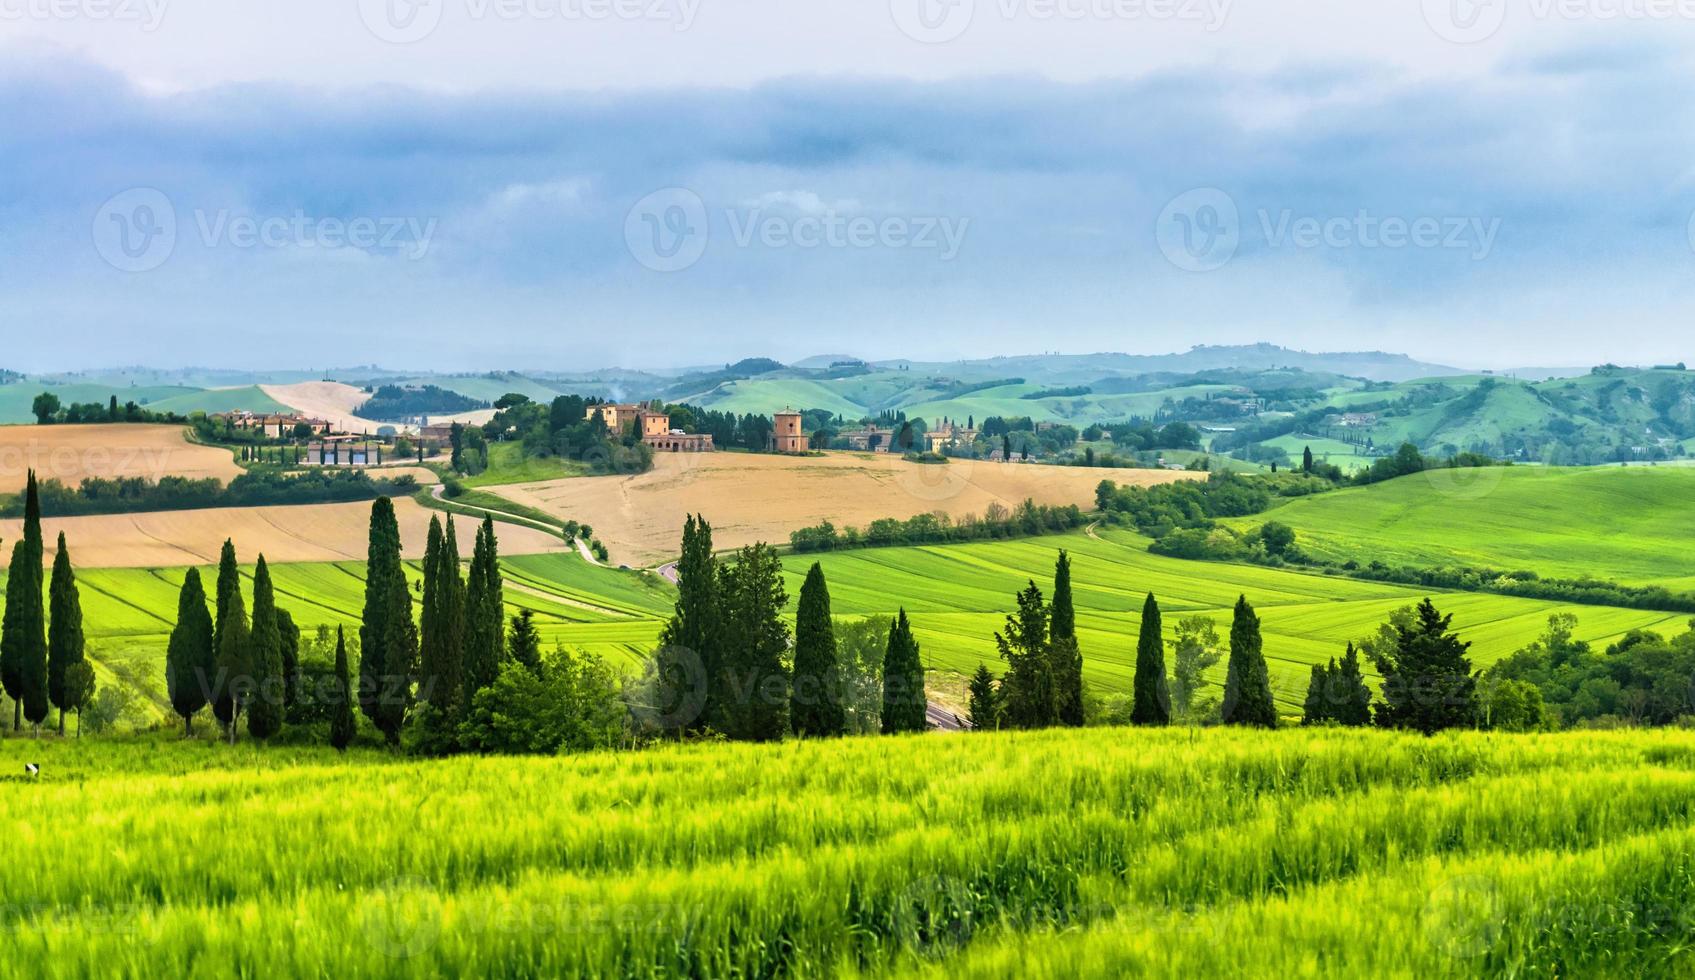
[772,409,807,453]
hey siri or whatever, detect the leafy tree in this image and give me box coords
[880,609,927,733]
[246,556,285,740]
[996,581,1054,728]
[329,627,356,751]
[459,648,623,754]
[1476,676,1547,731]
[508,609,542,675]
[31,392,60,424]
[836,617,888,736]
[790,563,844,737]
[1370,598,1475,734]
[63,659,94,736]
[966,664,1000,730]
[1050,550,1084,726]
[1131,593,1171,725]
[1221,595,1277,727]
[47,532,87,735]
[717,543,791,741]
[165,568,215,736]
[1,471,45,731]
[655,515,721,734]
[1171,615,1222,720]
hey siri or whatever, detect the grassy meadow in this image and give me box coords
[1234,466,1695,590]
[2,728,1695,976]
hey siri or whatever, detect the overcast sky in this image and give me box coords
[2,2,1693,371]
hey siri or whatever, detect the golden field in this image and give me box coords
[0,497,567,568]
[0,423,243,494]
[489,451,1198,565]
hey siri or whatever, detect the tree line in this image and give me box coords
[0,473,96,734]
[5,469,414,519]
[789,500,1086,553]
[640,516,927,740]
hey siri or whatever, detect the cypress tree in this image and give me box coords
[214,567,251,743]
[436,516,466,714]
[1332,643,1374,726]
[1130,592,1171,726]
[790,562,843,737]
[966,664,1000,731]
[1302,660,1334,725]
[1050,550,1084,727]
[210,542,244,732]
[462,518,504,706]
[1221,595,1278,727]
[1302,445,1314,473]
[359,496,415,738]
[508,609,542,674]
[246,557,285,740]
[329,627,355,751]
[417,516,448,707]
[718,544,791,741]
[880,609,927,734]
[47,533,86,735]
[165,568,214,736]
[277,608,300,716]
[1,470,45,731]
[656,515,721,733]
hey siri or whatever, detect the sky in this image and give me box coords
[2,2,1694,372]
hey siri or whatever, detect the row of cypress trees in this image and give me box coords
[969,549,1280,729]
[410,508,508,751]
[162,498,510,749]
[164,537,320,744]
[0,472,95,736]
[653,515,926,740]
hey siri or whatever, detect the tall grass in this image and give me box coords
[3,728,1695,976]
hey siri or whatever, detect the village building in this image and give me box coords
[772,409,808,453]
[586,402,647,435]
[639,410,714,452]
[840,423,891,452]
[213,411,334,439]
[923,420,979,453]
[1339,412,1378,428]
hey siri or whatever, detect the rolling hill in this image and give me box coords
[1231,466,1695,591]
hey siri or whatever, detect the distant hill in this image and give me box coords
[882,344,1466,385]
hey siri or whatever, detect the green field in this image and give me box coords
[4,728,1695,976]
[0,383,284,423]
[458,442,588,487]
[1234,466,1695,591]
[48,515,1691,726]
[1257,433,1372,472]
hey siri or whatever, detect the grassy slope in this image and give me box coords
[6,729,1695,976]
[0,383,288,423]
[32,511,1689,722]
[784,527,1684,710]
[458,442,589,487]
[1234,466,1695,590]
